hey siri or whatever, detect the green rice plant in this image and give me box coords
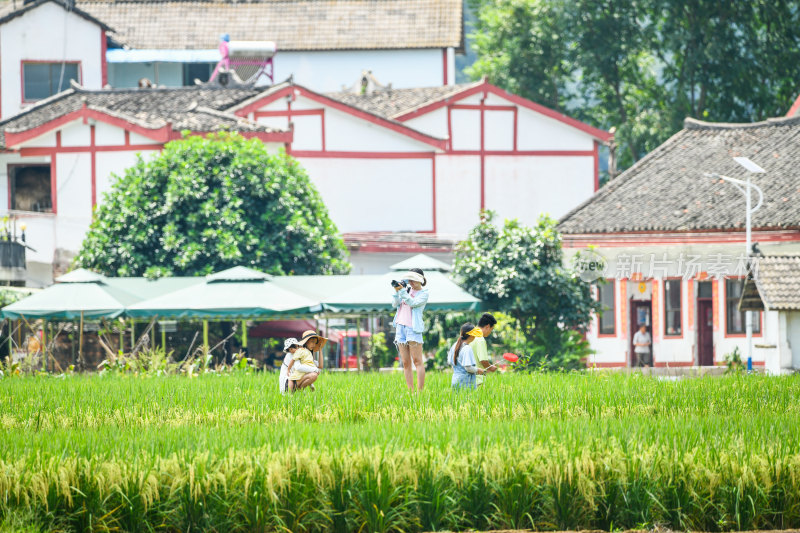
[414,467,456,532]
[1,373,800,531]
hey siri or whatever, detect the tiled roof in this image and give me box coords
[344,232,459,252]
[70,0,462,51]
[0,0,113,31]
[327,82,481,119]
[559,117,800,234]
[0,85,276,148]
[742,255,800,311]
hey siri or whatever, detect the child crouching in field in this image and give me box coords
[283,338,319,393]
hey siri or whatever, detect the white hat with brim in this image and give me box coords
[400,271,425,284]
[283,338,300,352]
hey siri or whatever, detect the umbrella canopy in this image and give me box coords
[2,268,139,320]
[389,253,452,272]
[126,267,322,319]
[273,271,480,314]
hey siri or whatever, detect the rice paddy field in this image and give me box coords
[2,371,800,532]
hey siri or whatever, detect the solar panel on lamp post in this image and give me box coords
[705,156,765,371]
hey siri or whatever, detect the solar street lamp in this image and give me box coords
[705,156,765,371]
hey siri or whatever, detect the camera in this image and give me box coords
[390,279,408,289]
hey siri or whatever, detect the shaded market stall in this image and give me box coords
[2,269,141,368]
[126,267,324,353]
[2,266,482,371]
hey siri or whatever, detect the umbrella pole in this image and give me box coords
[323,317,329,370]
[119,319,124,354]
[161,325,166,352]
[356,316,362,372]
[78,311,84,370]
[202,320,209,354]
[344,320,349,372]
[41,319,47,372]
[130,320,135,354]
[241,320,247,353]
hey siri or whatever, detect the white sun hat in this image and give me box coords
[283,337,300,352]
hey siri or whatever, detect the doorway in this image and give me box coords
[697,299,714,366]
[629,299,652,366]
[787,311,800,369]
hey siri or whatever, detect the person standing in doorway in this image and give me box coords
[472,313,499,387]
[391,268,430,391]
[633,323,652,367]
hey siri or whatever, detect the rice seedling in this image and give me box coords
[0,371,799,531]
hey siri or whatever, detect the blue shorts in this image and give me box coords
[395,324,423,345]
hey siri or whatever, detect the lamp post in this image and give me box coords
[705,156,765,371]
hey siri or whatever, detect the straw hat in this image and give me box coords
[299,330,328,351]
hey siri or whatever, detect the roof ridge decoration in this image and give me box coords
[684,115,800,130]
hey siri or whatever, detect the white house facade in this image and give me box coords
[559,117,800,371]
[0,0,110,119]
[81,0,460,91]
[0,79,611,283]
[0,87,290,285]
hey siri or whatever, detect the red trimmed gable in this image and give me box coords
[231,84,448,151]
[394,80,613,144]
[787,92,800,117]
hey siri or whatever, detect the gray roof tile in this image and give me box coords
[0,85,277,147]
[326,82,481,119]
[68,0,462,51]
[745,255,800,311]
[559,117,800,234]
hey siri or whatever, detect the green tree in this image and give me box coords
[468,0,800,173]
[453,211,598,369]
[75,133,350,277]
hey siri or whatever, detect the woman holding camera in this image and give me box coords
[391,268,429,391]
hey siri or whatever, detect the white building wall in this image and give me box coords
[108,48,445,91]
[278,49,444,92]
[565,239,800,368]
[434,155,481,235]
[485,155,594,226]
[349,251,453,275]
[403,108,448,139]
[0,2,104,118]
[517,107,595,151]
[298,156,434,233]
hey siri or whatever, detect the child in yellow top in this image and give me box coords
[285,339,318,392]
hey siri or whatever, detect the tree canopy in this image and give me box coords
[75,133,350,277]
[453,211,599,369]
[468,0,800,176]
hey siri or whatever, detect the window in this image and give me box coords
[726,279,761,334]
[597,280,615,335]
[664,279,682,336]
[23,62,80,101]
[9,165,52,212]
[697,280,712,298]
[183,63,215,86]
